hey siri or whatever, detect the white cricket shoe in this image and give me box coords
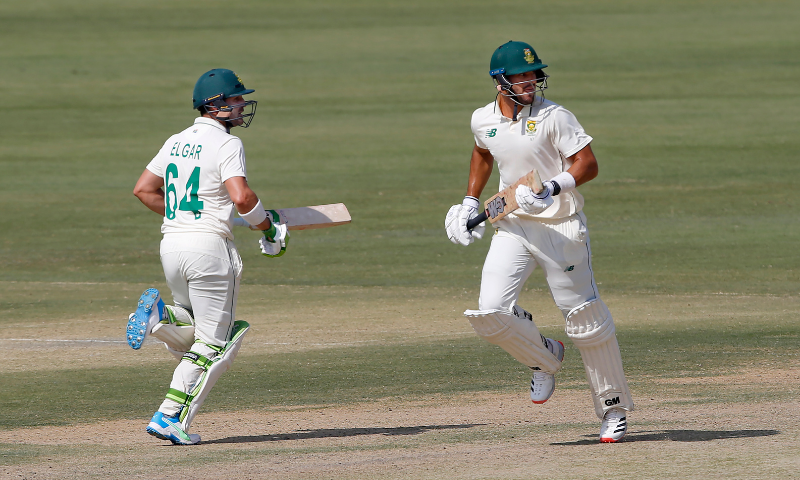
[600,407,628,443]
[530,339,565,404]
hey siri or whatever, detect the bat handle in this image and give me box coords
[467,211,488,231]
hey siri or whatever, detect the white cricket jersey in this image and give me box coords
[472,99,593,220]
[146,117,247,240]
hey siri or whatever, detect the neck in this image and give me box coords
[497,94,531,120]
[202,113,231,132]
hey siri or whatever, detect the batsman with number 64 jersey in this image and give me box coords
[129,69,288,445]
[444,41,633,443]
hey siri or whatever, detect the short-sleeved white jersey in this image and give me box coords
[146,117,247,239]
[471,99,593,220]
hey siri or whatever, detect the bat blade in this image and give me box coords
[234,203,351,231]
[279,203,351,230]
[466,169,543,230]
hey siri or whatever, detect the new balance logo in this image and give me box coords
[564,265,574,272]
[485,128,497,138]
[604,396,621,406]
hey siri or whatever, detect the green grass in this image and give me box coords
[0,0,798,293]
[3,307,797,429]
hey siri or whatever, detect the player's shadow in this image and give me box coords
[205,423,482,444]
[551,429,780,446]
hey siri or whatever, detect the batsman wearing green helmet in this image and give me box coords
[129,68,289,445]
[445,41,633,442]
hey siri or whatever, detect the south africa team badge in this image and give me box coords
[525,119,537,136]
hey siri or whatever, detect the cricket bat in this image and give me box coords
[466,169,543,231]
[233,203,351,231]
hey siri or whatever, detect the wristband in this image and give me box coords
[549,172,576,196]
[462,196,480,210]
[240,199,267,226]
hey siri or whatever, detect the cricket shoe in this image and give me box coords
[146,411,201,445]
[126,288,165,349]
[600,407,627,443]
[530,339,565,404]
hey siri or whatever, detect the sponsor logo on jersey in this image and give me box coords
[485,128,497,138]
[523,48,536,64]
[525,119,537,136]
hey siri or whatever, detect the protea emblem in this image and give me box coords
[523,48,536,64]
[526,119,537,135]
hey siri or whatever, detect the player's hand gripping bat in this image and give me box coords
[466,169,544,231]
[234,203,351,230]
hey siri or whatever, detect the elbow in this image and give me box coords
[232,190,258,211]
[586,162,599,181]
[230,191,250,207]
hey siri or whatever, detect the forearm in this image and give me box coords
[466,146,494,198]
[133,169,167,216]
[137,190,166,216]
[225,176,272,231]
[565,144,599,187]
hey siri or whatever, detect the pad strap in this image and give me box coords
[166,388,193,406]
[181,350,214,369]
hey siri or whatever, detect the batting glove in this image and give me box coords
[445,196,485,246]
[515,184,553,215]
[259,210,290,257]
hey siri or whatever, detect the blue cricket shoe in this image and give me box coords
[146,411,201,445]
[126,288,165,349]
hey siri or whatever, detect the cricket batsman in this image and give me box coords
[128,68,288,445]
[444,41,633,442]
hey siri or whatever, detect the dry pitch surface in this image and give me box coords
[2,283,799,479]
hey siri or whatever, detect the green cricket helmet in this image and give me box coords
[192,68,257,128]
[489,41,549,109]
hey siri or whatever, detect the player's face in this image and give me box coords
[506,71,538,104]
[220,95,246,126]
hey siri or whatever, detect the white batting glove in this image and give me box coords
[259,223,289,257]
[445,196,485,246]
[515,184,553,215]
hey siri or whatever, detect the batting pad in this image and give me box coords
[465,306,563,374]
[566,299,634,418]
[177,320,249,430]
[150,305,195,358]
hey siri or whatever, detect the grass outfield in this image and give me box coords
[1,0,799,478]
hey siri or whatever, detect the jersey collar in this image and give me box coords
[194,116,228,132]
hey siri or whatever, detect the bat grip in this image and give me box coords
[467,211,488,231]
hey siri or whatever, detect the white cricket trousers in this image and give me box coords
[478,211,634,418]
[158,233,242,416]
[160,233,243,346]
[479,211,598,315]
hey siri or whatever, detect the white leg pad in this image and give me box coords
[177,321,249,430]
[566,299,634,418]
[150,305,196,356]
[465,305,562,374]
